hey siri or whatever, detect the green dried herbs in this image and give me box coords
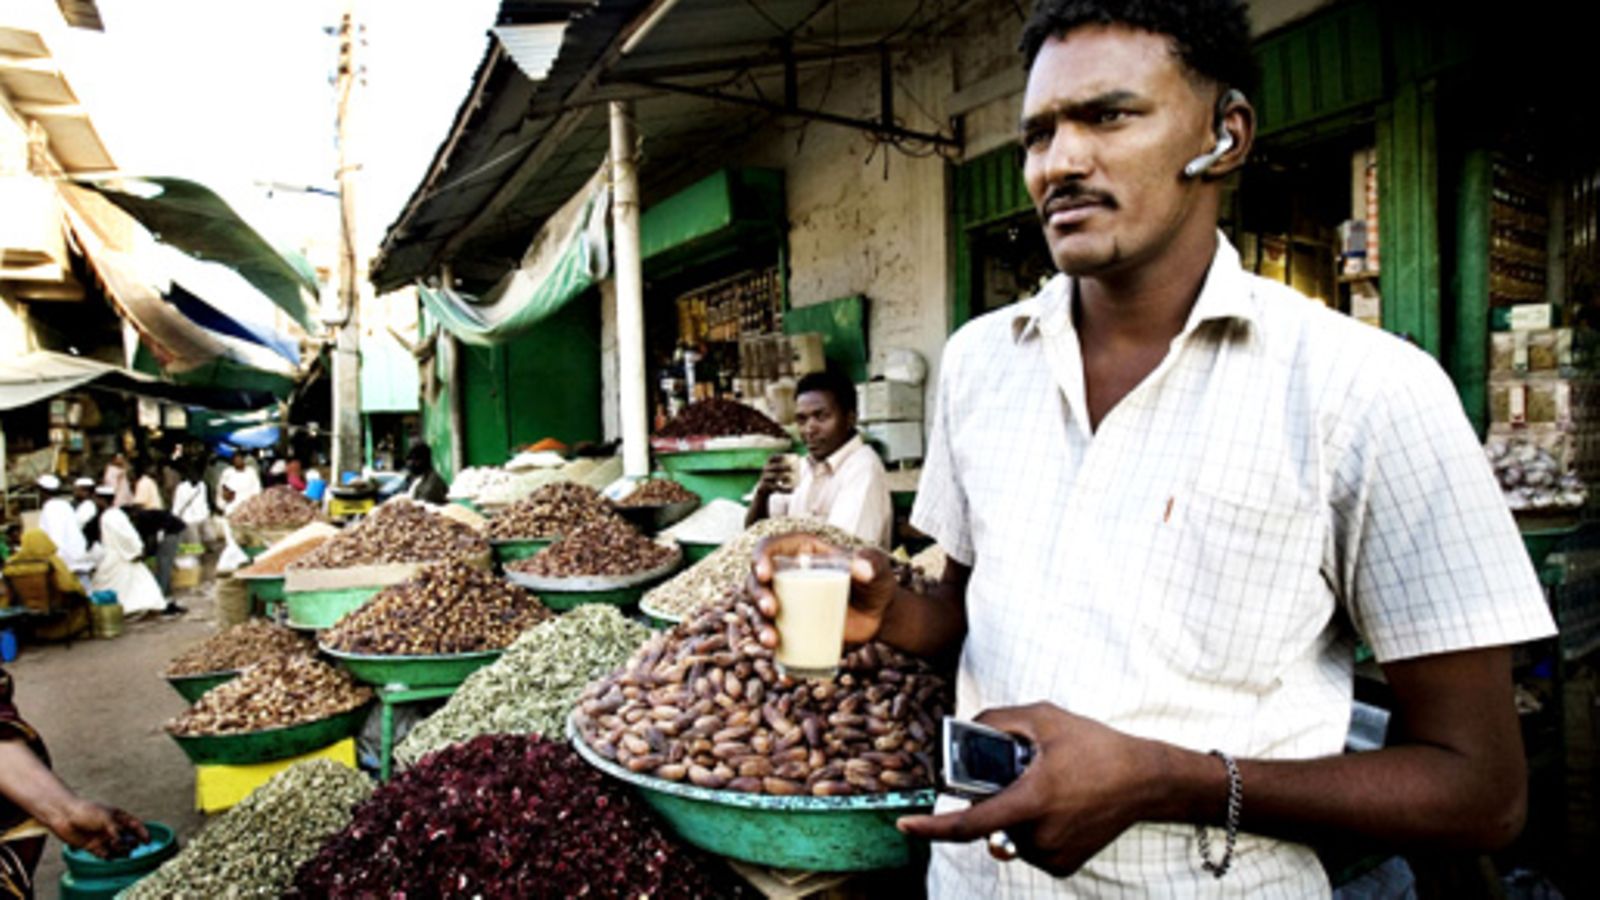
[124,759,372,898]
[394,605,650,768]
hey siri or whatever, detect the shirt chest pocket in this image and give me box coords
[1144,466,1331,691]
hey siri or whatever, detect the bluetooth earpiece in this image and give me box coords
[1183,89,1246,179]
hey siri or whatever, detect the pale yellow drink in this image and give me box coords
[773,555,851,680]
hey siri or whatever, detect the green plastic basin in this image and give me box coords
[570,720,933,871]
[536,585,648,612]
[285,586,383,630]
[681,541,720,564]
[164,670,240,704]
[321,646,500,688]
[655,448,779,472]
[167,703,371,766]
[660,471,759,504]
[241,545,267,560]
[61,822,177,880]
[491,538,556,564]
[241,575,286,604]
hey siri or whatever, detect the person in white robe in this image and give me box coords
[217,453,262,516]
[86,491,167,616]
[36,476,92,581]
[72,478,98,528]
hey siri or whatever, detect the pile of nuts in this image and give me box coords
[290,500,488,570]
[396,605,651,767]
[166,656,372,736]
[124,760,373,899]
[615,478,699,507]
[320,560,551,656]
[486,482,618,541]
[508,518,677,579]
[656,397,787,439]
[643,517,869,619]
[163,621,313,677]
[228,485,321,529]
[575,590,950,797]
[292,735,746,898]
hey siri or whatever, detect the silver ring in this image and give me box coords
[987,830,1018,862]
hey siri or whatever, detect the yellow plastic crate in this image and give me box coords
[193,738,358,813]
[327,496,374,519]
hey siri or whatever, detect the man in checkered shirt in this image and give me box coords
[754,0,1558,894]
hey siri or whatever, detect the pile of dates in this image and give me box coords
[575,590,950,796]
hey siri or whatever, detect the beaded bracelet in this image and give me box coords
[1196,749,1242,878]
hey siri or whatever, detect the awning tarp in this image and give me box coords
[416,166,609,346]
[0,351,273,412]
[74,176,319,331]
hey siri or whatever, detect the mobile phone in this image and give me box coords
[940,717,1035,798]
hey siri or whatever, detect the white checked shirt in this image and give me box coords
[912,234,1556,897]
[769,434,894,549]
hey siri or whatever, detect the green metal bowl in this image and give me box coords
[167,703,371,766]
[239,575,287,604]
[285,586,383,630]
[536,585,651,612]
[506,552,680,613]
[491,538,556,564]
[655,447,781,472]
[614,497,701,535]
[569,718,934,871]
[163,669,240,704]
[320,646,502,688]
[61,822,177,879]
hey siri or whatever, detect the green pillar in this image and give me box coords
[1451,150,1492,435]
[1377,79,1442,358]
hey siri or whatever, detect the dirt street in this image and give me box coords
[8,583,217,895]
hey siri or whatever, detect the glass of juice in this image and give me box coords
[772,552,852,680]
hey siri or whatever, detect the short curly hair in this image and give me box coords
[1020,0,1255,95]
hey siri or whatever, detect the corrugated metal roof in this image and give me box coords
[372,0,976,292]
[493,22,569,82]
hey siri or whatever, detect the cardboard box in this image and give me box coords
[858,381,923,423]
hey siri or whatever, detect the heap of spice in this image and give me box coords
[320,560,551,656]
[507,518,677,579]
[395,605,651,768]
[124,760,372,899]
[291,734,745,898]
[656,397,787,440]
[233,535,332,577]
[575,589,950,797]
[642,517,868,619]
[227,485,321,529]
[166,656,372,736]
[163,621,313,678]
[615,478,699,507]
[289,500,488,570]
[486,481,618,540]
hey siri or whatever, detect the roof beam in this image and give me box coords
[426,0,683,276]
[614,75,961,149]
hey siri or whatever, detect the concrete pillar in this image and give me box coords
[610,101,649,477]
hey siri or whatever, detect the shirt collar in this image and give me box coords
[806,433,865,476]
[1011,230,1259,344]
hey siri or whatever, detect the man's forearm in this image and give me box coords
[0,740,79,833]
[1146,646,1527,852]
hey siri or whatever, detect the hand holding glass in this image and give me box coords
[771,553,852,679]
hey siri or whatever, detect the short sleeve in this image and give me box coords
[911,338,975,566]
[1333,349,1555,662]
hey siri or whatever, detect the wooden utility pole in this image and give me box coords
[331,0,364,481]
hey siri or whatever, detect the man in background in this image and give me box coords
[35,476,91,589]
[397,444,449,505]
[746,369,892,549]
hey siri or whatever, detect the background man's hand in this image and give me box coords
[749,534,898,647]
[49,798,149,859]
[897,702,1166,877]
[753,454,793,497]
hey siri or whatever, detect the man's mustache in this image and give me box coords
[1039,183,1117,220]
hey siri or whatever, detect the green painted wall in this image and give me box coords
[1377,79,1442,358]
[449,293,602,469]
[950,146,1032,330]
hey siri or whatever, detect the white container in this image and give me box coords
[858,381,923,423]
[863,421,924,463]
[788,333,827,376]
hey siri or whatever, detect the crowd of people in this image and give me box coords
[5,446,329,628]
